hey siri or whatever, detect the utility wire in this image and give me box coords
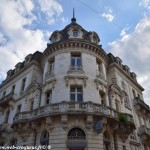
[77,0,150,49]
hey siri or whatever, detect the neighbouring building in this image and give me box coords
[0,15,150,150]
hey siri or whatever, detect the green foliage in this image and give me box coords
[118,113,127,122]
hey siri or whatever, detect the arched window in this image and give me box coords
[40,131,49,146]
[68,128,86,140]
[103,131,111,150]
[9,138,17,146]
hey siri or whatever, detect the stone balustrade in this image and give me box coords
[138,125,150,136]
[0,92,14,107]
[13,102,134,124]
[96,71,105,80]
[45,70,55,80]
[134,97,150,113]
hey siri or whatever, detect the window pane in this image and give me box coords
[71,94,75,101]
[71,58,75,65]
[77,58,81,65]
[77,94,83,102]
[77,87,82,92]
[71,88,75,92]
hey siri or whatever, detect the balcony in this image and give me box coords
[96,70,105,80]
[0,122,11,133]
[13,102,134,124]
[68,65,84,74]
[0,92,15,108]
[134,97,150,114]
[45,70,55,80]
[139,125,150,136]
[138,125,150,143]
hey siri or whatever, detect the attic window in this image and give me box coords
[93,35,99,44]
[115,57,122,67]
[25,54,32,65]
[52,34,58,42]
[72,29,79,37]
[15,63,22,72]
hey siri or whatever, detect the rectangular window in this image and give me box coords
[30,100,34,111]
[123,146,126,150]
[12,85,16,93]
[71,53,81,66]
[132,89,136,98]
[17,104,21,113]
[115,100,120,112]
[49,58,55,73]
[99,91,106,105]
[3,91,6,97]
[96,59,102,72]
[46,91,52,105]
[21,78,26,92]
[70,86,83,102]
[5,110,10,123]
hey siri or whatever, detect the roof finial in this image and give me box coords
[71,8,76,23]
[73,8,75,18]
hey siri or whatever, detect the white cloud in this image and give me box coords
[101,7,115,22]
[109,15,150,104]
[0,0,64,82]
[39,0,63,25]
[139,0,150,9]
[0,32,7,45]
[120,27,129,37]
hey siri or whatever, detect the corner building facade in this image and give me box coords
[0,17,150,150]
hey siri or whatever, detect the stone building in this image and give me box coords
[0,15,150,150]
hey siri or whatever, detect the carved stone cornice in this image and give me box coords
[42,40,107,64]
[64,75,88,88]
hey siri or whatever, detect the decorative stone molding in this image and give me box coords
[64,75,88,88]
[45,117,54,130]
[43,78,56,91]
[61,115,68,129]
[94,78,107,92]
[86,115,93,129]
[42,41,108,64]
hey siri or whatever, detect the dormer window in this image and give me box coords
[123,65,130,74]
[7,69,13,78]
[25,54,32,65]
[53,35,58,42]
[131,72,137,80]
[115,57,122,67]
[72,29,79,37]
[15,62,22,72]
[89,32,100,44]
[50,31,61,43]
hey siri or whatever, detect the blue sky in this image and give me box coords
[0,0,150,104]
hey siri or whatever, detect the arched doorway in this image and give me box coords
[67,127,86,150]
[9,138,17,147]
[103,131,111,150]
[40,131,49,150]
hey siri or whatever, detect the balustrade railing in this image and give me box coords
[13,102,134,124]
[134,97,150,110]
[96,71,105,80]
[0,92,14,104]
[138,125,150,135]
